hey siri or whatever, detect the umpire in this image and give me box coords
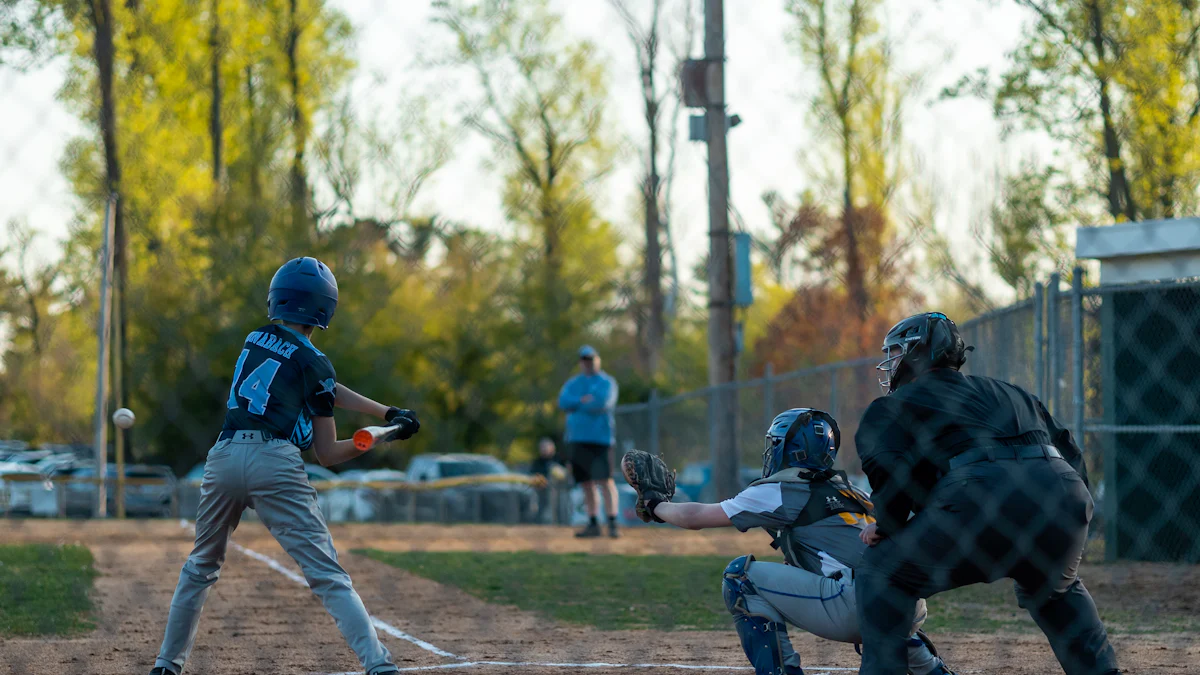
[854,312,1120,675]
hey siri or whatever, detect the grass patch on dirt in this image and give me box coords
[359,549,1198,635]
[0,544,98,636]
[357,549,732,630]
[924,578,1199,635]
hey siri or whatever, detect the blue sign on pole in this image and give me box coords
[734,232,753,307]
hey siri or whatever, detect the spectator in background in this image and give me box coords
[529,437,566,524]
[557,345,620,538]
[529,437,564,479]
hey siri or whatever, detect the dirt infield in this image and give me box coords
[1,520,1197,675]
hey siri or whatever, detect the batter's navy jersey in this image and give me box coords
[222,324,336,450]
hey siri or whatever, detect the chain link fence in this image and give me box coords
[617,269,1200,563]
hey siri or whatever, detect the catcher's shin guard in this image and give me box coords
[723,555,803,675]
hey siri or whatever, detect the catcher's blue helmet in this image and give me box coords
[762,408,840,478]
[267,257,339,329]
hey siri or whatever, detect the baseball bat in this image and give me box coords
[353,423,400,451]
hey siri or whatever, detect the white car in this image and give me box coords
[323,469,409,522]
[0,461,56,516]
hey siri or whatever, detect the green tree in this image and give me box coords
[434,0,623,437]
[0,222,96,443]
[782,0,911,320]
[946,0,1200,223]
[753,0,919,373]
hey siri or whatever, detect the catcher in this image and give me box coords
[621,408,955,675]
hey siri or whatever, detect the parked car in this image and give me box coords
[405,454,538,523]
[34,453,80,477]
[122,464,177,517]
[0,461,54,516]
[56,463,175,518]
[177,461,208,520]
[0,440,30,461]
[322,469,409,522]
[322,469,367,523]
[4,449,54,464]
[306,463,338,518]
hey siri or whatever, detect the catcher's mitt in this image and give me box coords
[620,450,676,523]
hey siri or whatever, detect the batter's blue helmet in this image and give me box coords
[762,408,840,478]
[268,257,339,329]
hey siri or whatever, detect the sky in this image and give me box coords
[0,0,1046,303]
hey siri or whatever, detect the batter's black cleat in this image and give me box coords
[608,522,620,538]
[575,522,602,538]
[149,668,177,675]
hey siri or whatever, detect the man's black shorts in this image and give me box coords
[569,442,613,483]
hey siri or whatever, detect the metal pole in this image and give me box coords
[1047,272,1060,414]
[704,0,738,501]
[708,387,717,490]
[92,194,117,519]
[830,367,839,418]
[763,363,774,430]
[648,389,660,457]
[1034,282,1045,401]
[113,280,125,519]
[1072,268,1086,451]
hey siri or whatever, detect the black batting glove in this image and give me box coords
[384,407,420,441]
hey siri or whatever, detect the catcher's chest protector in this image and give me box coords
[793,479,871,527]
[756,474,873,571]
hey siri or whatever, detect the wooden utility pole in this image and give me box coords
[705,0,738,500]
[92,195,117,519]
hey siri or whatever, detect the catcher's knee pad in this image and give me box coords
[732,614,800,675]
[722,554,757,616]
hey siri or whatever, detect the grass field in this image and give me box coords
[0,544,98,636]
[361,549,1200,636]
[357,549,732,630]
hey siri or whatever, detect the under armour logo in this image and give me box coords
[826,495,843,509]
[241,432,253,440]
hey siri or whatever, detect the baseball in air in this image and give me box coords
[112,407,136,429]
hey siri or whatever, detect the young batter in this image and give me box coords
[622,408,956,675]
[149,257,419,675]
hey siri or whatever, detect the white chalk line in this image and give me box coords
[176,519,463,660]
[177,519,857,674]
[329,664,856,673]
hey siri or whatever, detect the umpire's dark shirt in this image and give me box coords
[855,368,1089,538]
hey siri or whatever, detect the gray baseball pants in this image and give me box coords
[740,560,940,674]
[153,431,396,674]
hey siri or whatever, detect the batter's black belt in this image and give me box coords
[217,429,275,443]
[948,444,1062,470]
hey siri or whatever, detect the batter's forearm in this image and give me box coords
[314,439,365,467]
[311,414,367,467]
[334,383,389,418]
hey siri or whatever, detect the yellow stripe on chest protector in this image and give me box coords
[836,512,878,526]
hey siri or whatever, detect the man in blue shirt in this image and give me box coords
[558,345,620,538]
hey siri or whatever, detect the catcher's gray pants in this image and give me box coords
[153,432,396,675]
[736,560,940,674]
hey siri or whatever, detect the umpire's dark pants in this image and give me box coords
[856,457,1119,675]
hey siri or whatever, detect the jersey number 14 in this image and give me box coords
[227,349,282,415]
